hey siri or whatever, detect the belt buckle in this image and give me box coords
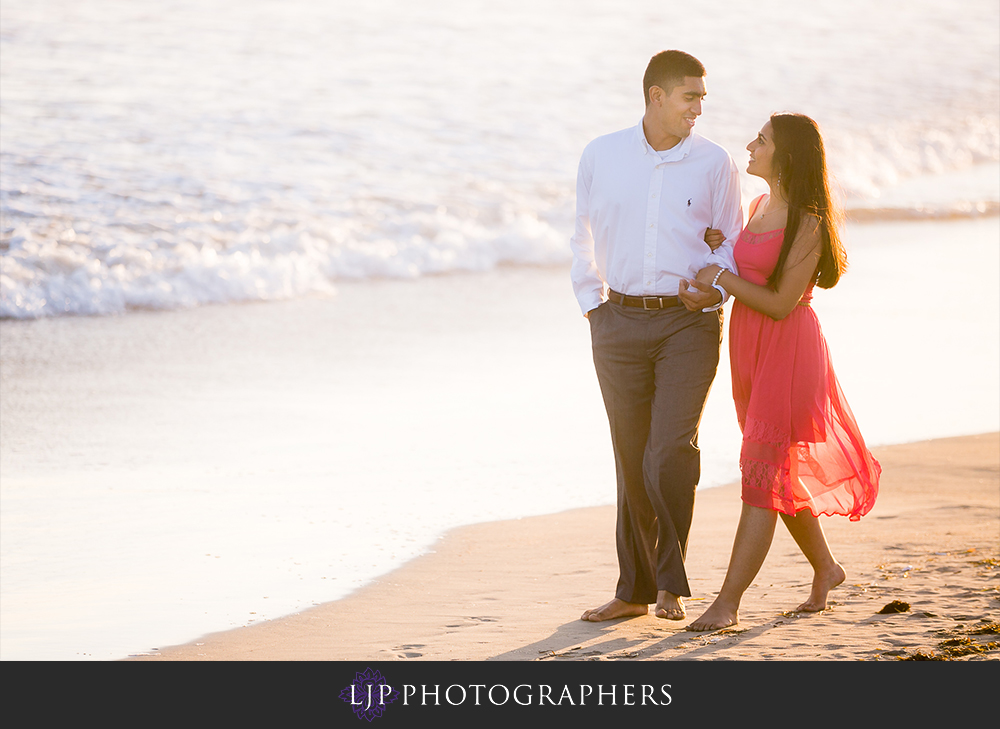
[641,296,661,310]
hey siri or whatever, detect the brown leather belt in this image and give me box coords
[608,289,681,309]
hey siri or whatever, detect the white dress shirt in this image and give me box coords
[570,121,743,315]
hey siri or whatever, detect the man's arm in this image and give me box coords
[705,154,742,275]
[570,148,604,317]
[692,155,743,311]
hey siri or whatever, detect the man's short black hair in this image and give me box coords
[643,50,706,106]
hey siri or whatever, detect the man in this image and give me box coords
[571,50,742,622]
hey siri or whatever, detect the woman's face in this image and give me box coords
[746,121,776,180]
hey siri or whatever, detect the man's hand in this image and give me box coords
[678,277,722,311]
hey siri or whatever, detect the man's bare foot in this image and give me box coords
[653,590,686,620]
[686,600,738,631]
[580,598,648,622]
[793,562,846,612]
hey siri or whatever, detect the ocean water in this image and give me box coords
[2,0,998,318]
[1,1,998,660]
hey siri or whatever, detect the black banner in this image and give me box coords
[3,659,994,724]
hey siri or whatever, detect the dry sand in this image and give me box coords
[132,432,998,661]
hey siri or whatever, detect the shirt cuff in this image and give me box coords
[701,284,728,312]
[579,293,604,316]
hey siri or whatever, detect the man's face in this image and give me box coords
[651,76,706,143]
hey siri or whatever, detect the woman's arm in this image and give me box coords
[683,217,823,320]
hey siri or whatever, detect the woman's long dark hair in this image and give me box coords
[766,113,847,290]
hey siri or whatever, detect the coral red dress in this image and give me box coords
[729,216,880,521]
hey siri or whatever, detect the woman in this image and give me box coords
[680,113,881,631]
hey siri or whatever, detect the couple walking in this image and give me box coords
[571,50,881,630]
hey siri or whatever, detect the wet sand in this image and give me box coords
[3,217,997,660]
[134,432,999,661]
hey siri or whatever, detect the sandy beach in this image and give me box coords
[132,432,998,661]
[3,1,998,674]
[2,217,998,661]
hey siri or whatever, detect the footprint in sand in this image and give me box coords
[445,616,500,634]
[393,644,425,658]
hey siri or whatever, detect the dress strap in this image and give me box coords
[748,194,767,220]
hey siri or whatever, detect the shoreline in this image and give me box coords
[132,432,999,661]
[3,215,997,661]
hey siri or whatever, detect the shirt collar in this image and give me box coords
[635,118,694,162]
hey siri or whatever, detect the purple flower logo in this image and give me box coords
[339,667,400,722]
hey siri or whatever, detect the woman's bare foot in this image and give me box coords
[580,598,648,622]
[653,590,686,620]
[685,600,738,631]
[794,562,846,612]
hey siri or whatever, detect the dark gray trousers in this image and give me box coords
[589,300,722,601]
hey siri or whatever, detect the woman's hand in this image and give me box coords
[695,264,722,284]
[703,228,725,251]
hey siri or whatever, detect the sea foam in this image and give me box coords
[2,0,997,318]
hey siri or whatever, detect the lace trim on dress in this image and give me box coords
[739,227,785,245]
[740,417,795,506]
[744,417,787,451]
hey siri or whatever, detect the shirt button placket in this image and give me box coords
[643,165,663,294]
